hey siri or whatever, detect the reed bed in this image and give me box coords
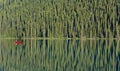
[0,0,120,38]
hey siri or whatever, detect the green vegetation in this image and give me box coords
[0,0,120,38]
[1,0,120,70]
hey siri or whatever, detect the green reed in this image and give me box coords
[0,0,120,38]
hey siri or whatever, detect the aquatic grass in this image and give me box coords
[0,0,120,38]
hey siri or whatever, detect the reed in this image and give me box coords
[0,0,120,38]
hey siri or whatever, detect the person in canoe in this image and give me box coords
[14,36,23,45]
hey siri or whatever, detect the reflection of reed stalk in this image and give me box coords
[0,37,119,70]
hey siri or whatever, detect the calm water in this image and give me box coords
[0,39,120,71]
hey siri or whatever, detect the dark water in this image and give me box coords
[0,39,120,71]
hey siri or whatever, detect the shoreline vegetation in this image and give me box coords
[0,37,120,40]
[0,0,120,38]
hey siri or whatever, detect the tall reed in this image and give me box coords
[0,0,120,38]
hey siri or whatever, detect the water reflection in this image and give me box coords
[0,39,120,71]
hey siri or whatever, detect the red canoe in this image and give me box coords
[14,41,23,45]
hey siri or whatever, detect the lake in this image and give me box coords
[0,39,120,71]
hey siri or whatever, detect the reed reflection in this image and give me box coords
[0,39,120,71]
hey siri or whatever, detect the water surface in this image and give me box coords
[0,39,120,71]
